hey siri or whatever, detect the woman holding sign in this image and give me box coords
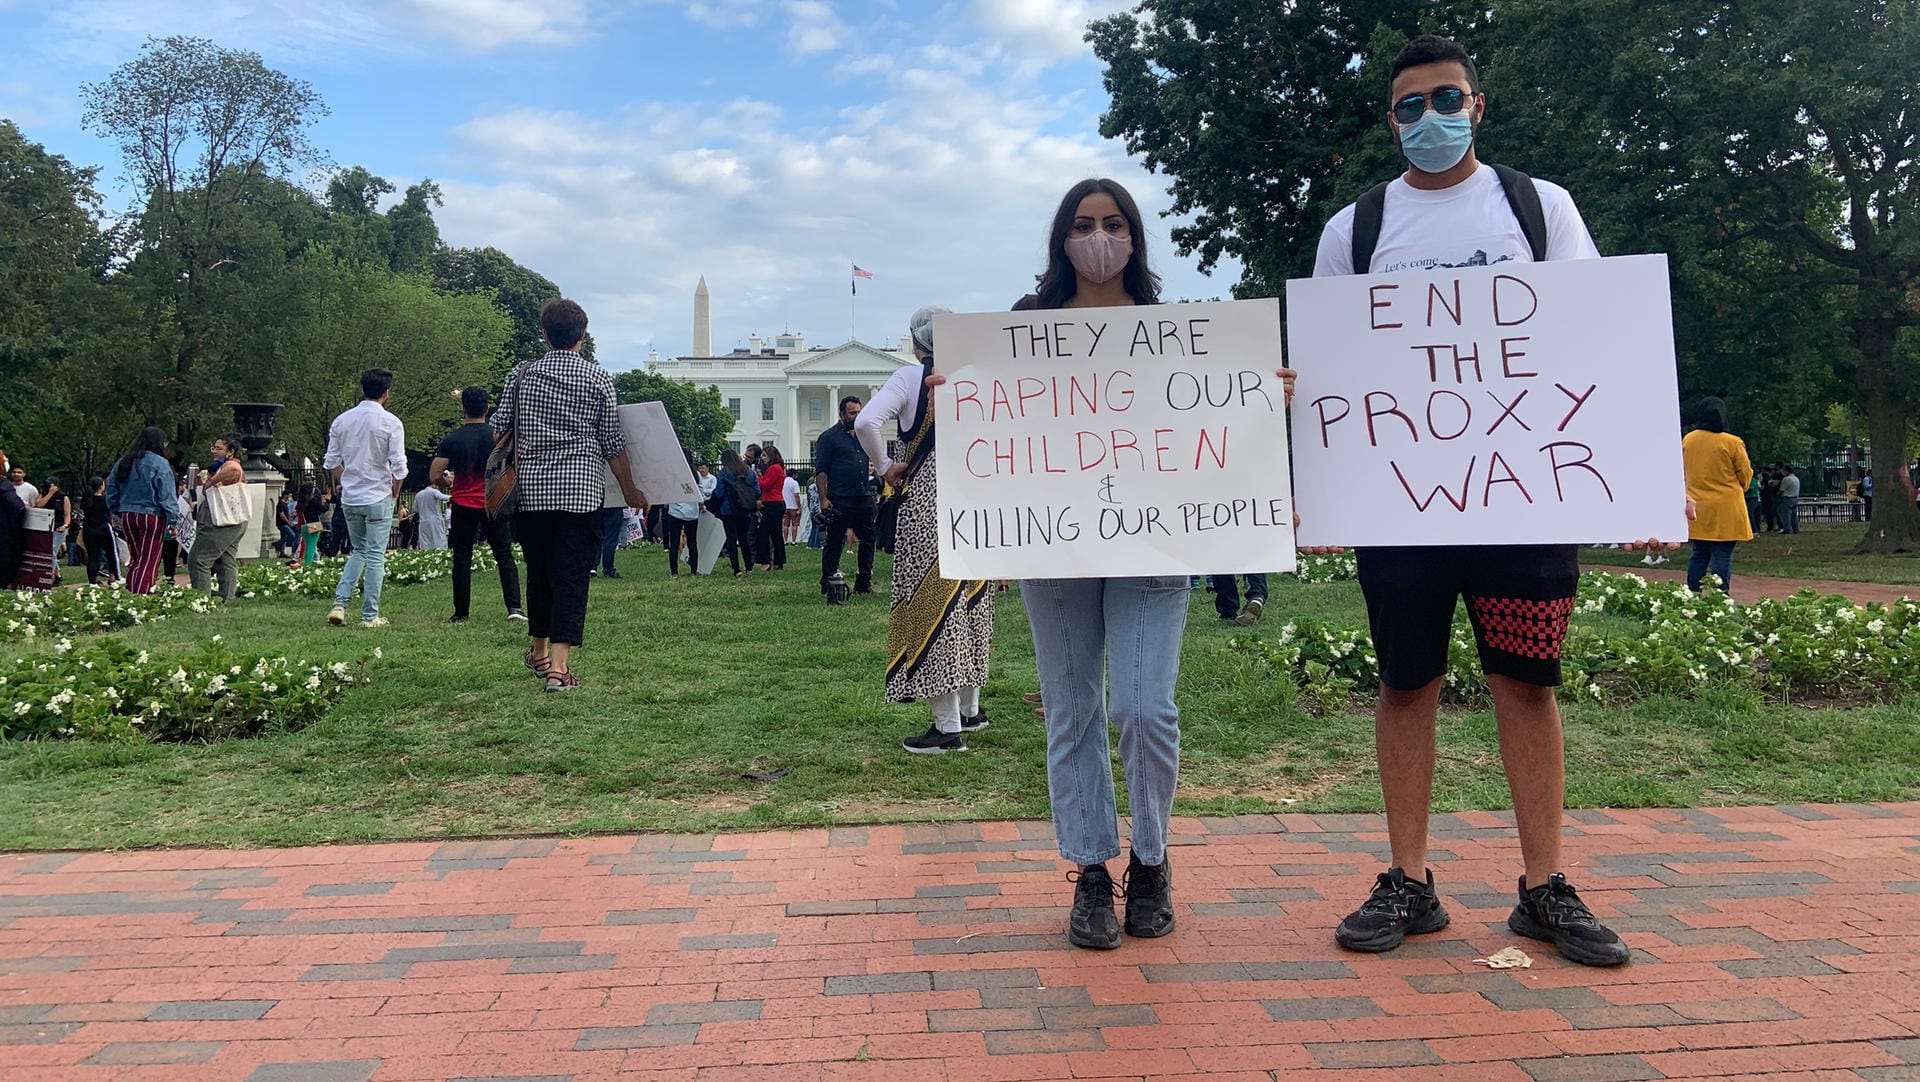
[856,305,996,756]
[1011,179,1184,950]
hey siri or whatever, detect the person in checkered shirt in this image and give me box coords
[491,298,647,692]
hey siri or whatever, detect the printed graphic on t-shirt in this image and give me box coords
[1379,248,1518,273]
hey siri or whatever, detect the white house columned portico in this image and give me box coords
[645,280,917,465]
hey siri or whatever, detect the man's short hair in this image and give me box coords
[361,369,394,400]
[839,395,863,415]
[460,386,489,418]
[541,298,589,349]
[1389,34,1480,97]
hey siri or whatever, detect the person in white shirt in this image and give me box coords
[1778,468,1802,534]
[1312,34,1631,969]
[413,477,451,550]
[782,471,802,544]
[9,466,39,508]
[322,368,408,627]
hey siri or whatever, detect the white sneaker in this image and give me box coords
[327,606,345,625]
[360,616,389,629]
[507,609,528,622]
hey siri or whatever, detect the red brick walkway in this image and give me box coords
[4,805,1918,1082]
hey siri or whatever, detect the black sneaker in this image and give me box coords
[1335,867,1450,952]
[448,614,468,624]
[1066,864,1120,950]
[958,710,989,732]
[1122,851,1174,938]
[901,725,965,755]
[1508,873,1631,967]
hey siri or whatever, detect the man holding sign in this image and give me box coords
[1296,35,1668,968]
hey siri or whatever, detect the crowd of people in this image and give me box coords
[11,31,1920,976]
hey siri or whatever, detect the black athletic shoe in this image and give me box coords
[958,710,990,732]
[447,614,468,624]
[901,725,966,755]
[1335,867,1450,953]
[1066,863,1121,949]
[1122,851,1174,938]
[1508,873,1631,967]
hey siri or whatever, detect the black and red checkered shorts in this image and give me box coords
[1355,544,1579,690]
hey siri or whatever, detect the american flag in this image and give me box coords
[851,264,873,280]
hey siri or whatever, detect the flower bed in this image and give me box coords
[2,583,217,644]
[238,547,497,600]
[0,548,500,646]
[1239,570,1920,710]
[2,637,371,743]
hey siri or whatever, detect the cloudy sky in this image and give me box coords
[1,0,1240,369]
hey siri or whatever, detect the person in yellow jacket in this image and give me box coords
[1681,397,1753,592]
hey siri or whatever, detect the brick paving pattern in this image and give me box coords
[3,804,1918,1081]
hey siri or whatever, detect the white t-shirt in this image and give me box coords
[1313,164,1600,277]
[854,364,925,474]
[14,482,40,506]
[782,475,801,508]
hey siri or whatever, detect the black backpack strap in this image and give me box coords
[1349,181,1391,274]
[1491,164,1549,262]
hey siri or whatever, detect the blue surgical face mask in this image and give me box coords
[1396,110,1475,174]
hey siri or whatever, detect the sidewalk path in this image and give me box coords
[4,805,1917,1081]
[1581,564,1916,606]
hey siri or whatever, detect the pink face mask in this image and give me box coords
[1065,231,1132,285]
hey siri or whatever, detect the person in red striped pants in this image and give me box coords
[105,427,181,594]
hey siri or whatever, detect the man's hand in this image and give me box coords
[820,494,833,513]
[1274,367,1297,406]
[1292,510,1344,555]
[623,485,649,512]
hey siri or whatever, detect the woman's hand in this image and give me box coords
[924,370,946,389]
[1275,367,1297,407]
[883,463,908,486]
[1623,499,1697,552]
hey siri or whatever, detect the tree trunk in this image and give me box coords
[1855,330,1920,553]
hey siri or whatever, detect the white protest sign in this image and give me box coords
[617,401,701,503]
[934,300,1295,580]
[1285,254,1687,547]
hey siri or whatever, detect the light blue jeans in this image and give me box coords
[1021,575,1190,867]
[332,497,395,620]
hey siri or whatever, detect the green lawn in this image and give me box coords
[1581,522,1920,585]
[5,545,1918,850]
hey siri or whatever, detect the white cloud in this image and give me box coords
[32,0,601,61]
[969,0,1131,60]
[784,1,847,56]
[393,0,594,50]
[431,60,1231,367]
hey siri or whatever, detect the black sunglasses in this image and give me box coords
[1392,87,1474,125]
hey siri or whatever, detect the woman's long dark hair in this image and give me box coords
[762,444,784,468]
[1693,397,1729,434]
[720,448,746,476]
[1033,178,1162,309]
[114,426,169,484]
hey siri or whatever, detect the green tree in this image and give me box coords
[0,120,107,466]
[269,249,510,470]
[1492,0,1920,551]
[611,368,736,462]
[1089,1,1478,299]
[433,247,592,376]
[80,35,327,453]
[322,166,443,274]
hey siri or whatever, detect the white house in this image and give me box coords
[645,278,918,465]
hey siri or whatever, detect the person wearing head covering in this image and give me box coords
[854,305,996,756]
[1681,396,1753,592]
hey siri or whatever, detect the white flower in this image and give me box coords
[53,638,72,654]
[12,702,29,716]
[1867,619,1885,634]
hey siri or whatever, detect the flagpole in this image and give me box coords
[849,276,855,344]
